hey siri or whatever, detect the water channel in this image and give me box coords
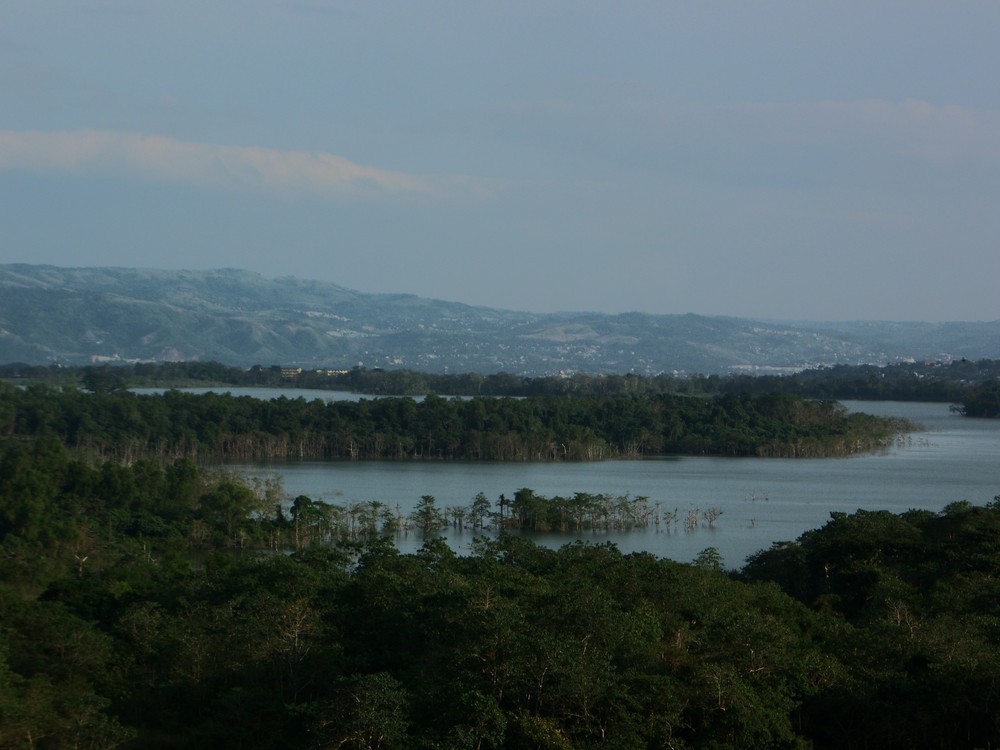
[167,390,999,568]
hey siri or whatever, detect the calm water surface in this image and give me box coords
[214,398,1000,568]
[133,387,381,402]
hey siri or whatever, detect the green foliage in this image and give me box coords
[0,385,907,463]
[9,357,1000,405]
[693,546,724,571]
[3,422,1000,746]
[954,380,1000,417]
[744,502,1000,748]
[410,495,448,537]
[0,593,135,749]
[80,366,129,395]
[304,672,409,749]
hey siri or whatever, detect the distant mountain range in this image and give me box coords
[1,264,996,375]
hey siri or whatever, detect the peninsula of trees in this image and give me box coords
[0,382,908,462]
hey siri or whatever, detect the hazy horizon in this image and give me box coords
[2,2,998,322]
[5,261,998,326]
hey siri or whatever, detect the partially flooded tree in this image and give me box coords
[409,495,447,537]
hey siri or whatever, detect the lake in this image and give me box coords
[198,395,999,568]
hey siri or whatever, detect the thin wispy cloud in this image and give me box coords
[0,130,437,198]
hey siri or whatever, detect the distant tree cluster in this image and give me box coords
[2,435,1000,748]
[716,359,1000,403]
[951,380,1000,417]
[0,383,908,462]
[3,358,999,404]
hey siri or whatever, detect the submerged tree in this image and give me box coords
[409,495,448,537]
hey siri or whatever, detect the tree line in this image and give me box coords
[3,357,999,406]
[0,383,908,462]
[2,434,1000,748]
[950,380,1000,417]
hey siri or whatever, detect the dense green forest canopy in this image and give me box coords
[2,435,999,748]
[951,380,1000,417]
[4,356,999,405]
[0,382,907,461]
[0,360,994,747]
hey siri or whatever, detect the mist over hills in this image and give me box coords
[0,264,996,375]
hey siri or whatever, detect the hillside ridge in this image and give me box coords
[1,264,996,374]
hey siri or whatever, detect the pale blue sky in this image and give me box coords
[2,1,999,321]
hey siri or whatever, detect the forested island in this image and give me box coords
[2,434,1000,748]
[0,382,908,461]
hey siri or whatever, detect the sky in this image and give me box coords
[2,1,999,322]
